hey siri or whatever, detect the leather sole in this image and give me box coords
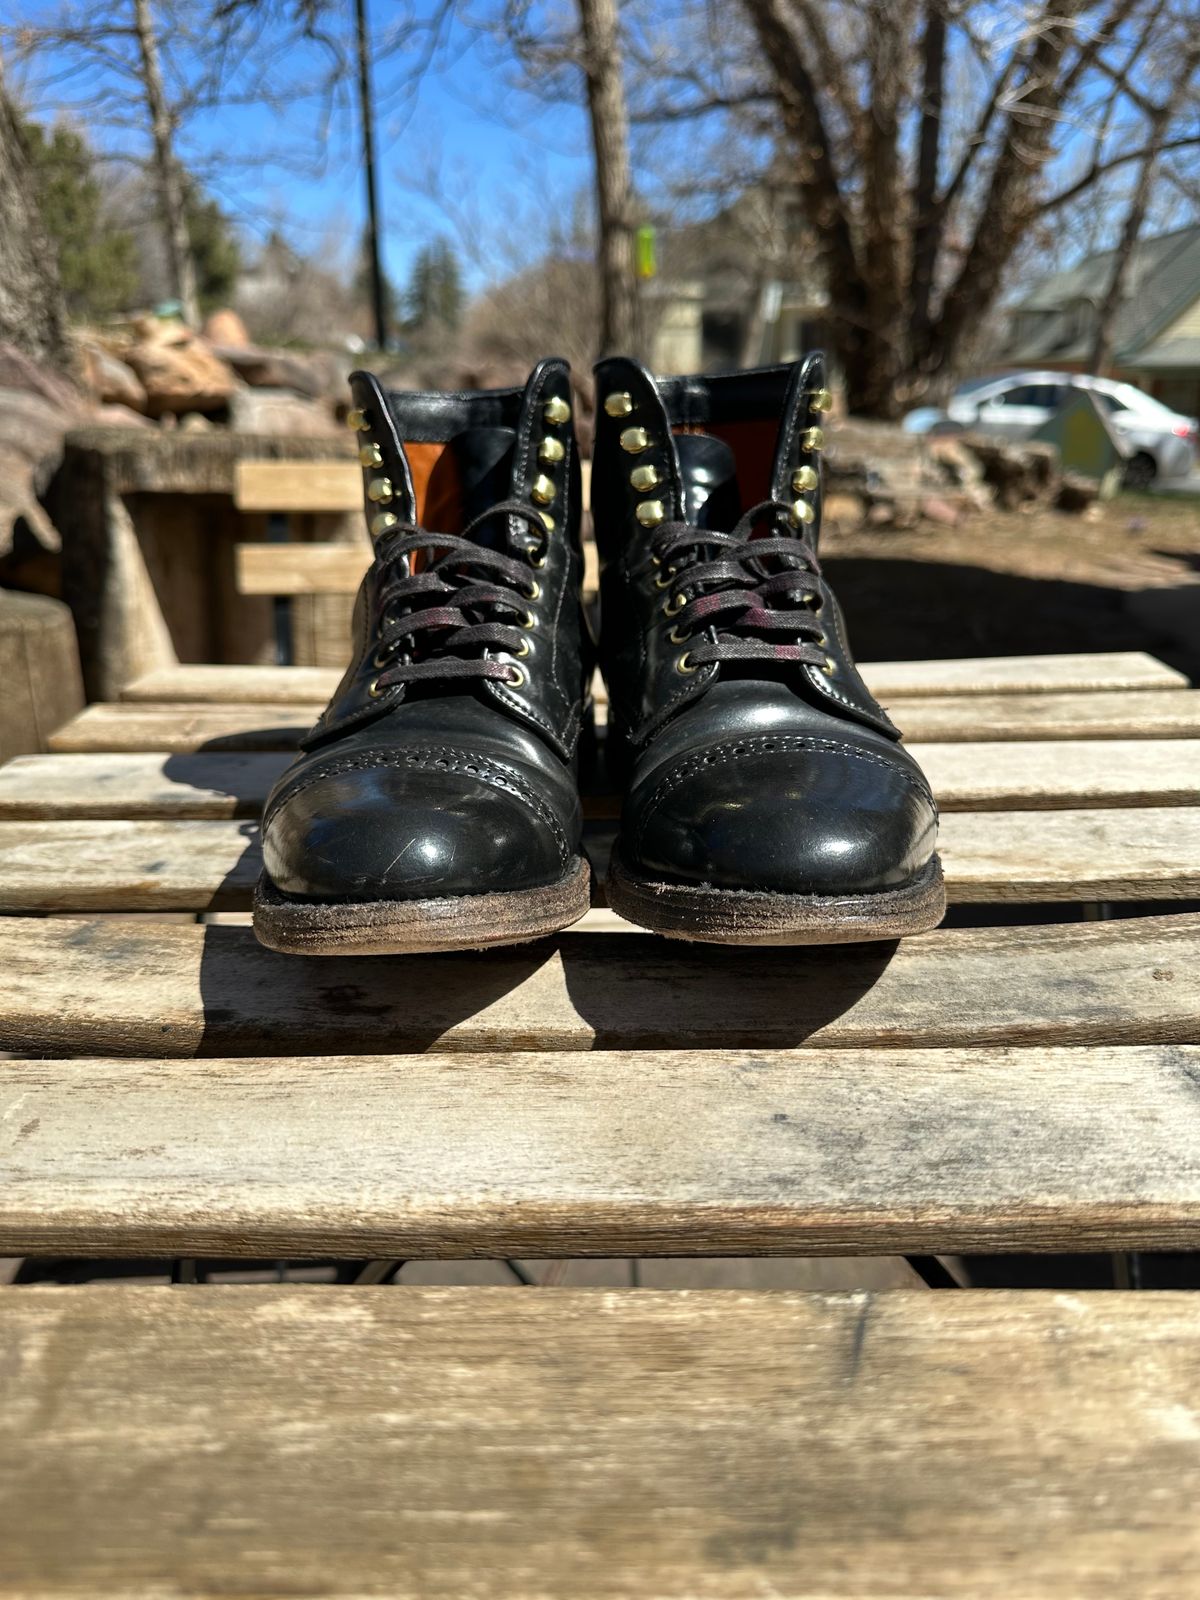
[253,857,591,956]
[607,848,946,946]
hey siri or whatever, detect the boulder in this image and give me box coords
[229,387,339,435]
[957,434,1060,510]
[0,383,88,559]
[77,339,147,411]
[124,322,238,417]
[213,344,337,400]
[202,307,251,348]
[92,404,154,429]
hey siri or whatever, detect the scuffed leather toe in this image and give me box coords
[261,751,572,901]
[626,736,937,895]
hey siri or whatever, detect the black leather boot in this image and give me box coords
[253,359,592,954]
[592,352,944,944]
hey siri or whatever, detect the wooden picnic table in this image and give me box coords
[1,646,1200,1595]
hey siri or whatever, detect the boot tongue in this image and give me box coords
[444,426,517,550]
[674,433,741,528]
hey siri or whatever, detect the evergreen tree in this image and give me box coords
[404,238,463,335]
[19,117,139,321]
[183,184,240,313]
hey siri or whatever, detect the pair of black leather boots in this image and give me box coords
[253,353,944,955]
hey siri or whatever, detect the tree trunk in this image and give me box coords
[576,0,641,358]
[1089,43,1200,374]
[0,80,72,371]
[132,0,199,326]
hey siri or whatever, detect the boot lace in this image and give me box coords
[369,499,547,691]
[651,498,829,671]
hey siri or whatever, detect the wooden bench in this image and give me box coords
[2,646,1200,1593]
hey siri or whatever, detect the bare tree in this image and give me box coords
[634,0,1200,414]
[1089,23,1200,371]
[131,0,198,322]
[576,0,641,356]
[5,1,351,324]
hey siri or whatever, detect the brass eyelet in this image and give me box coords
[367,676,384,698]
[815,633,827,648]
[506,663,527,689]
[653,568,675,589]
[664,592,686,616]
[514,638,530,659]
[521,609,536,629]
[668,624,690,645]
[525,578,542,601]
[531,552,547,568]
[372,649,390,669]
[650,552,662,566]
[676,651,698,675]
[821,657,837,676]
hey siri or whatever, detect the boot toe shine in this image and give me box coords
[262,754,571,902]
[625,740,937,896]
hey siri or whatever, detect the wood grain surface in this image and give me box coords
[1,912,1196,1057]
[0,807,1194,910]
[48,701,323,753]
[121,664,345,703]
[233,458,361,512]
[47,688,1200,753]
[119,651,1188,706]
[2,1287,1200,1597]
[5,740,1199,820]
[5,1045,1200,1256]
[236,541,369,595]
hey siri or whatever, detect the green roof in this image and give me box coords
[1005,224,1200,365]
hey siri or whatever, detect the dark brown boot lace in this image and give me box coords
[651,498,831,673]
[369,500,547,692]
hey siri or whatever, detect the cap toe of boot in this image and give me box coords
[261,754,570,901]
[626,740,937,896]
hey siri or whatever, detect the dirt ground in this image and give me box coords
[822,490,1200,674]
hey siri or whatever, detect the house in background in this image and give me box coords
[999,223,1200,415]
[645,186,830,376]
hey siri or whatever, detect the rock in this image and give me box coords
[92,404,154,429]
[0,385,82,558]
[822,492,867,527]
[958,434,1061,510]
[0,342,82,411]
[124,324,238,418]
[919,494,963,526]
[214,344,331,400]
[77,339,147,411]
[178,412,215,432]
[229,387,339,435]
[202,308,251,348]
[1056,472,1100,513]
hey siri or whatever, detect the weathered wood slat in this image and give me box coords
[48,702,323,753]
[873,650,1187,696]
[0,752,293,818]
[48,689,1200,754]
[0,809,1194,911]
[895,688,1200,742]
[122,665,343,703]
[119,650,1187,707]
[6,741,1200,820]
[1,913,1196,1057]
[236,541,368,595]
[3,1287,1200,1597]
[233,459,361,512]
[6,1045,1200,1256]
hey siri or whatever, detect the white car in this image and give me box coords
[914,371,1198,488]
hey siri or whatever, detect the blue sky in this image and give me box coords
[10,1,598,294]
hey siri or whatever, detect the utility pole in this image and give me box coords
[354,0,388,350]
